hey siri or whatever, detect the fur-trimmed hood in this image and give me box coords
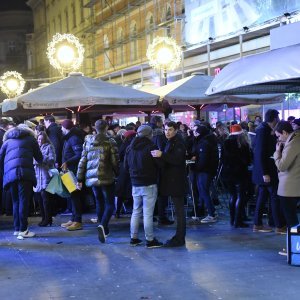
[3,125,36,142]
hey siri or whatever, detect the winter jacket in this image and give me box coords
[115,136,134,198]
[0,126,43,188]
[77,133,119,186]
[62,127,84,174]
[159,135,187,197]
[274,131,300,197]
[222,136,252,183]
[124,136,160,186]
[191,133,219,176]
[46,122,63,165]
[252,122,278,185]
[34,143,56,192]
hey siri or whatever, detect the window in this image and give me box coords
[166,3,172,20]
[64,9,69,32]
[146,13,154,47]
[117,28,124,65]
[71,2,76,28]
[58,14,62,32]
[80,0,84,23]
[52,18,56,33]
[103,35,110,69]
[8,41,16,52]
[130,21,137,62]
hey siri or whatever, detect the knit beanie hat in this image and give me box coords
[61,119,74,130]
[137,125,153,139]
[123,130,136,139]
[230,124,243,135]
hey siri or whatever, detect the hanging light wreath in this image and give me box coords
[47,33,85,74]
[0,71,25,98]
[146,36,182,71]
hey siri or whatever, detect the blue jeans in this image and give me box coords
[131,184,157,241]
[196,172,215,217]
[92,184,115,233]
[10,180,33,232]
[254,185,285,228]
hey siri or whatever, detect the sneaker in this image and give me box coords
[146,238,163,248]
[67,222,82,231]
[90,218,98,223]
[13,231,19,236]
[275,226,287,235]
[97,225,106,243]
[164,237,185,248]
[18,229,35,238]
[253,225,273,233]
[201,215,217,224]
[61,220,73,228]
[278,248,287,256]
[130,238,143,247]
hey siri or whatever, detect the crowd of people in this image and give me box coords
[0,109,299,250]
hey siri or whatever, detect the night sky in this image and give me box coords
[0,0,30,12]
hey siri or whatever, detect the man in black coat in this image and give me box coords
[0,125,43,239]
[149,116,174,225]
[151,121,187,247]
[60,119,84,231]
[252,109,286,233]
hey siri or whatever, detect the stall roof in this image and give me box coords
[206,43,300,95]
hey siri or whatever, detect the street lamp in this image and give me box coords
[47,33,85,75]
[0,71,25,98]
[146,36,182,85]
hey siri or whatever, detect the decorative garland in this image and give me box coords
[0,71,25,97]
[47,33,85,73]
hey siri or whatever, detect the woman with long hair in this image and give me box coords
[34,131,56,226]
[222,124,252,228]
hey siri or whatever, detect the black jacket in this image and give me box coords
[46,122,63,165]
[124,136,160,186]
[222,137,252,182]
[252,122,278,185]
[159,135,187,197]
[191,133,219,176]
[62,127,84,174]
[0,127,43,188]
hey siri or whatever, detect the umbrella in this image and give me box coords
[1,72,159,115]
[151,73,284,106]
[206,43,300,95]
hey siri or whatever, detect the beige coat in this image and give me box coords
[274,131,300,197]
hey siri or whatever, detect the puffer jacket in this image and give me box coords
[34,143,56,192]
[77,133,119,186]
[0,126,43,188]
[62,127,84,174]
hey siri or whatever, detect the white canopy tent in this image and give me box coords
[1,72,159,115]
[206,43,300,95]
[150,73,284,107]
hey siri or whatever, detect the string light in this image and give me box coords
[47,33,85,74]
[0,71,25,98]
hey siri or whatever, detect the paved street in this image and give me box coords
[0,209,299,300]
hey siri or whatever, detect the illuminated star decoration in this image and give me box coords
[0,71,25,98]
[47,33,85,74]
[146,36,182,71]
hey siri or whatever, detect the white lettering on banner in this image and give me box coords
[297,242,300,251]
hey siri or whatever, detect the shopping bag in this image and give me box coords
[46,174,70,198]
[61,170,78,193]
